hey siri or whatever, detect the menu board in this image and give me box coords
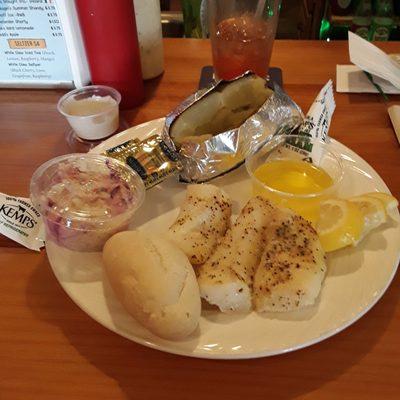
[0,0,74,86]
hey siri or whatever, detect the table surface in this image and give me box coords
[1,39,399,400]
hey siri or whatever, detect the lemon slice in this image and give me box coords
[364,192,399,220]
[348,195,387,241]
[316,199,364,252]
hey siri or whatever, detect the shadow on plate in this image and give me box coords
[213,163,251,188]
[327,229,389,277]
[25,253,400,400]
[203,301,319,324]
[130,178,185,229]
[46,240,103,283]
[201,309,248,325]
[259,301,319,322]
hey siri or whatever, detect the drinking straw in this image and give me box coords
[255,0,265,17]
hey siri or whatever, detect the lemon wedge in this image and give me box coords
[348,195,387,242]
[316,199,364,252]
[364,192,399,220]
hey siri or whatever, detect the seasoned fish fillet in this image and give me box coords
[167,184,232,265]
[253,209,326,312]
[197,197,275,313]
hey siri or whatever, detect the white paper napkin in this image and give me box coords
[336,65,400,94]
[336,32,400,94]
[348,31,400,89]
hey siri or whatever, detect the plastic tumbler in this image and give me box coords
[208,0,281,80]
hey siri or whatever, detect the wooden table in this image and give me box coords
[1,39,399,400]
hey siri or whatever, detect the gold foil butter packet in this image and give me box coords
[104,135,182,189]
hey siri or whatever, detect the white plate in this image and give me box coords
[46,118,400,359]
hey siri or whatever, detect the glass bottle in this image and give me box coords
[352,0,372,40]
[370,0,394,41]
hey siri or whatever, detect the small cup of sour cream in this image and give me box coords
[57,85,121,141]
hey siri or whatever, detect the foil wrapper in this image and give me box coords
[104,135,182,189]
[162,76,304,183]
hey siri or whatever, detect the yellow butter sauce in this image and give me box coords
[252,159,334,222]
[253,159,333,195]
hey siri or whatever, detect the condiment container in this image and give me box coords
[58,85,121,141]
[30,154,145,252]
[246,135,344,222]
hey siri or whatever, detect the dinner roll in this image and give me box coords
[103,231,201,340]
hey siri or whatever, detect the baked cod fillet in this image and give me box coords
[253,209,326,312]
[197,197,275,313]
[167,184,232,265]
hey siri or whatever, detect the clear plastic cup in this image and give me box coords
[245,135,344,222]
[57,85,121,141]
[208,0,281,80]
[30,154,145,252]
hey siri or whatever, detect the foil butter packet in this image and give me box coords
[0,192,44,251]
[104,135,182,189]
[162,73,304,183]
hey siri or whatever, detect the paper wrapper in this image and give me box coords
[0,192,44,251]
[297,80,335,142]
[289,80,336,162]
[162,76,304,183]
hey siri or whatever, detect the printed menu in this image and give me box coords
[0,0,88,87]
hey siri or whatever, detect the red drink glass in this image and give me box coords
[208,0,281,80]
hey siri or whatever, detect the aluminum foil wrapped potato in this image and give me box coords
[104,73,303,187]
[163,72,303,183]
[170,75,273,145]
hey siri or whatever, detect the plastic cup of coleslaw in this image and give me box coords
[30,154,145,252]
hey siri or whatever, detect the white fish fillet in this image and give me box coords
[167,184,232,265]
[197,197,275,313]
[253,209,326,313]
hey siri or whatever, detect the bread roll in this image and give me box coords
[103,231,201,340]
